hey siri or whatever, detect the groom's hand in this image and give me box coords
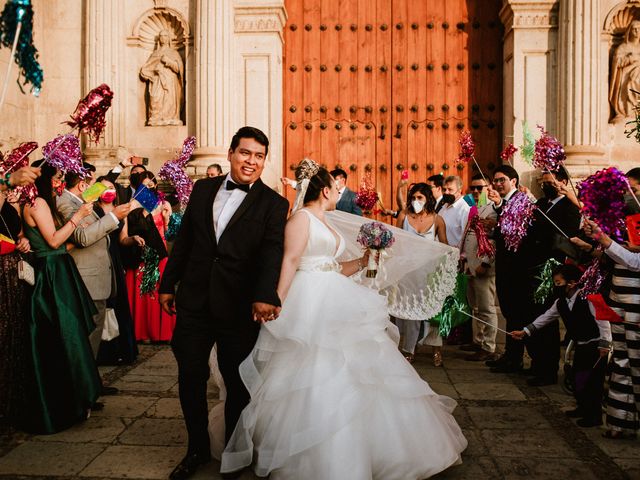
[159,293,176,315]
[252,302,280,323]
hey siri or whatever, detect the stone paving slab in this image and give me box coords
[79,445,184,479]
[91,396,158,419]
[480,428,577,458]
[118,418,187,446]
[493,457,602,479]
[0,441,105,476]
[32,416,126,444]
[466,406,553,430]
[432,455,500,479]
[454,383,527,401]
[127,362,179,377]
[112,374,177,393]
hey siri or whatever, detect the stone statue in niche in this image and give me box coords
[140,29,184,126]
[610,20,640,122]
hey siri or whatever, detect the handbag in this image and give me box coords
[102,308,120,341]
[17,258,35,286]
[1,211,34,285]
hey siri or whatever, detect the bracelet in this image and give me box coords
[69,218,77,228]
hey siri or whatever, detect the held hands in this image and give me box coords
[9,166,41,187]
[582,218,612,248]
[130,235,145,247]
[113,202,132,220]
[569,236,593,252]
[75,202,95,221]
[252,302,281,324]
[509,330,526,340]
[486,186,501,205]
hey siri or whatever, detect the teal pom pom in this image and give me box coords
[138,246,160,297]
[429,274,470,337]
[0,0,43,95]
[520,121,535,166]
[534,259,562,304]
[165,212,182,241]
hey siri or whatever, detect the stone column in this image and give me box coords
[83,0,127,173]
[189,0,233,176]
[557,0,606,177]
[500,0,559,186]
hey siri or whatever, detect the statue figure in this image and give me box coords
[610,20,640,122]
[140,30,184,126]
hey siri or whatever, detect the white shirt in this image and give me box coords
[439,196,471,248]
[546,194,565,211]
[494,187,517,209]
[337,187,346,202]
[524,291,612,346]
[606,240,640,272]
[212,174,250,242]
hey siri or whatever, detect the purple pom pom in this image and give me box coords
[533,125,566,172]
[579,258,606,297]
[498,191,537,252]
[578,167,627,241]
[158,136,196,209]
[42,134,87,175]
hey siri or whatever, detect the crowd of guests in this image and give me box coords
[380,165,640,439]
[0,156,194,434]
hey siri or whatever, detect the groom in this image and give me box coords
[159,126,289,480]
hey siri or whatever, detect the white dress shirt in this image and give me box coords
[439,196,471,248]
[212,174,250,242]
[524,291,612,346]
[606,240,640,272]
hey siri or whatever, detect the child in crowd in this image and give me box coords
[511,264,611,427]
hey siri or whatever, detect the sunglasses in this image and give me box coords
[469,185,485,191]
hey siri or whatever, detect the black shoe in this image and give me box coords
[485,355,507,368]
[564,408,584,418]
[91,401,105,411]
[518,367,535,376]
[101,385,119,396]
[577,417,603,428]
[526,376,557,387]
[169,453,212,480]
[490,362,523,373]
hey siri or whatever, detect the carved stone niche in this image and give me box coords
[128,9,191,126]
[607,5,640,123]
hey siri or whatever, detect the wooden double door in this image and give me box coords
[283,0,503,212]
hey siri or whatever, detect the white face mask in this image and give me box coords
[411,200,425,214]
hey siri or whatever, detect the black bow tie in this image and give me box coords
[226,181,250,193]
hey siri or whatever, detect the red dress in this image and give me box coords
[126,212,176,341]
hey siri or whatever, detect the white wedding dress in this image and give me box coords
[217,209,467,479]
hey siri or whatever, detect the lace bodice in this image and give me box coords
[297,209,345,272]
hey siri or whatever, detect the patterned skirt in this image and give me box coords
[0,252,30,418]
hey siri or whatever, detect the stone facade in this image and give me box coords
[1,1,639,191]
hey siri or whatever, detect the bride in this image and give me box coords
[217,159,467,479]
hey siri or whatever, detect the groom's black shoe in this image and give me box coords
[169,452,212,480]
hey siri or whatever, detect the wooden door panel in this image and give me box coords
[283,0,503,216]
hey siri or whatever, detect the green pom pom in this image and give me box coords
[429,274,470,337]
[138,246,160,297]
[520,121,535,166]
[534,258,562,304]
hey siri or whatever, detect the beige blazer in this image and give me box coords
[56,191,119,300]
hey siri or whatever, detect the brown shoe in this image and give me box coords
[465,350,495,362]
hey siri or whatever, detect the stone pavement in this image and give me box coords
[0,344,637,480]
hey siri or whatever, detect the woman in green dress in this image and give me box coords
[20,163,102,434]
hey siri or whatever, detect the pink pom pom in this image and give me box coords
[498,191,537,252]
[42,134,87,175]
[456,131,476,164]
[579,258,606,297]
[66,84,114,142]
[158,136,196,209]
[469,207,496,258]
[500,143,518,164]
[533,125,566,172]
[1,141,38,174]
[578,167,627,241]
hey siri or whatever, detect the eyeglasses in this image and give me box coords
[469,185,485,191]
[492,177,507,185]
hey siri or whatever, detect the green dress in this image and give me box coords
[20,224,101,434]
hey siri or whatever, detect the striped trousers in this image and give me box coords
[606,264,640,434]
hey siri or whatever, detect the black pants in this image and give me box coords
[573,342,606,420]
[527,320,560,380]
[496,276,536,366]
[171,309,260,456]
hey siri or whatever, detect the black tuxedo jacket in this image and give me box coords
[531,196,581,263]
[159,176,289,322]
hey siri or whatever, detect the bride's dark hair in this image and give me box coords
[295,160,334,204]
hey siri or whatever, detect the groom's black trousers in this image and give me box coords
[171,308,260,456]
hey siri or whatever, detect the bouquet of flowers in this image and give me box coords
[355,174,379,214]
[357,222,395,277]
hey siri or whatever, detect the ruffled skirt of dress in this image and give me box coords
[218,270,467,479]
